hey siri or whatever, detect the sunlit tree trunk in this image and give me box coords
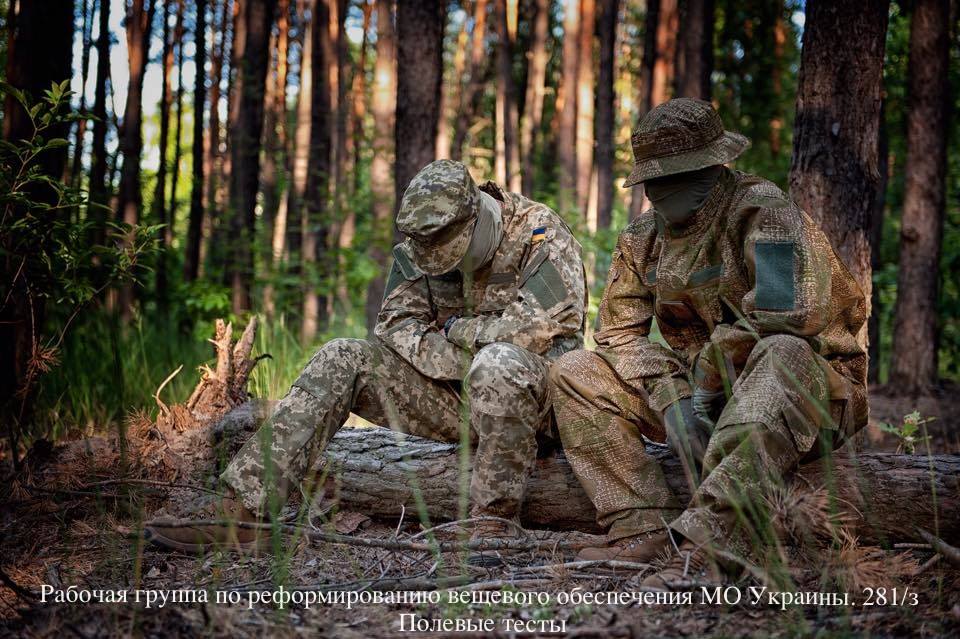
[351,0,372,194]
[168,0,186,244]
[363,0,396,333]
[201,0,230,277]
[575,0,596,218]
[185,0,208,283]
[68,0,94,194]
[436,12,465,160]
[493,0,519,191]
[302,0,332,342]
[451,0,489,162]
[520,0,548,196]
[789,0,889,372]
[286,0,314,293]
[675,0,712,99]
[116,0,156,320]
[652,0,677,105]
[596,0,618,234]
[769,10,786,155]
[889,0,950,395]
[558,0,579,212]
[629,0,659,221]
[152,0,175,310]
[227,0,277,313]
[89,0,112,241]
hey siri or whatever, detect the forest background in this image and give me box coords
[1,0,958,461]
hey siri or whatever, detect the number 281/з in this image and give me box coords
[862,587,918,606]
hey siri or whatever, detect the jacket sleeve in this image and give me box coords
[374,247,471,380]
[445,225,586,356]
[740,202,833,338]
[593,232,691,411]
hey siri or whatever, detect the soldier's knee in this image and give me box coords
[312,338,374,367]
[467,343,537,389]
[752,334,813,362]
[297,338,374,393]
[548,349,598,390]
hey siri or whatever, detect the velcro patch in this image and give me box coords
[383,262,406,300]
[688,264,723,287]
[392,245,422,280]
[754,241,795,311]
[522,259,567,309]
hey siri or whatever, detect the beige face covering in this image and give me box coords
[457,191,504,272]
[644,165,723,226]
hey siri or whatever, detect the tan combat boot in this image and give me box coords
[466,517,524,567]
[576,529,672,563]
[145,492,270,554]
[640,540,722,590]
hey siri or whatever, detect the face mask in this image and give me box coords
[458,191,503,272]
[644,165,723,226]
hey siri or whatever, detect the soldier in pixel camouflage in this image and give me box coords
[147,159,587,566]
[550,98,867,589]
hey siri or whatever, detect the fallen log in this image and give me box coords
[212,402,960,546]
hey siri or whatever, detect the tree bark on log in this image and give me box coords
[214,402,960,545]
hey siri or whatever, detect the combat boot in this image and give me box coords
[145,491,270,553]
[640,540,722,590]
[466,517,523,567]
[576,529,672,563]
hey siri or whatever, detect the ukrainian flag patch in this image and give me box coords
[531,226,547,244]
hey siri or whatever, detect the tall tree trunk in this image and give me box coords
[351,0,372,194]
[451,0,489,162]
[185,0,208,282]
[363,0,396,333]
[652,0,677,105]
[333,0,354,315]
[493,0,519,190]
[227,0,278,313]
[202,0,230,277]
[168,0,186,243]
[558,0,580,212]
[520,0,548,196]
[868,100,888,384]
[89,0,112,242]
[152,0,175,311]
[675,0,713,99]
[116,0,156,320]
[575,0,596,219]
[769,9,786,155]
[395,1,445,203]
[301,0,333,342]
[595,0,618,235]
[436,12,465,161]
[789,0,889,372]
[286,0,314,294]
[629,0,659,221]
[1,0,74,469]
[888,0,950,395]
[68,0,94,195]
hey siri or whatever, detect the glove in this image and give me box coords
[443,314,460,336]
[691,385,725,429]
[663,397,713,487]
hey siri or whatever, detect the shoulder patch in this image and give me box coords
[531,226,547,244]
[392,244,422,281]
[522,259,567,310]
[754,241,795,311]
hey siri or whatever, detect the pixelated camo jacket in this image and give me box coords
[596,168,867,436]
[374,182,588,381]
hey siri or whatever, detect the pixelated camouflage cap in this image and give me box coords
[396,159,481,275]
[624,98,751,187]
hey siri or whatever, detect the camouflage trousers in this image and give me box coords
[221,338,553,520]
[552,334,851,548]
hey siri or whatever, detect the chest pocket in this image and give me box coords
[427,271,464,313]
[477,271,518,313]
[684,264,724,331]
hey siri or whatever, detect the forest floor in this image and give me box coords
[1,384,959,638]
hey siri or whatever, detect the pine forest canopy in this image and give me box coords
[0,0,958,442]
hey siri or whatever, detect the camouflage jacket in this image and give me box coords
[375,182,587,381]
[597,168,867,430]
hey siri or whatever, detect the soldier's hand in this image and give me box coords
[443,314,460,336]
[691,385,724,429]
[663,397,713,484]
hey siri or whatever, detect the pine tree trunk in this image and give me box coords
[351,0,372,194]
[888,0,949,395]
[363,0,396,333]
[675,0,713,99]
[867,101,888,384]
[89,0,112,242]
[629,0,659,221]
[285,0,314,290]
[451,0,489,163]
[575,0,596,218]
[185,0,208,283]
[168,0,186,245]
[301,0,333,343]
[558,0,580,212]
[652,0,677,105]
[789,0,889,364]
[595,0,618,234]
[520,0,549,196]
[227,0,278,313]
[116,0,156,321]
[493,0,519,191]
[152,0,175,310]
[395,1,445,203]
[68,0,93,195]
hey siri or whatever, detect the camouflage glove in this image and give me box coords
[691,385,724,428]
[663,397,713,485]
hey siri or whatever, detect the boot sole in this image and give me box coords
[145,527,272,554]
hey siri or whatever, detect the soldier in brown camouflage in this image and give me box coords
[550,98,867,589]
[147,160,586,565]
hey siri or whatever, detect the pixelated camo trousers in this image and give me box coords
[221,338,552,519]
